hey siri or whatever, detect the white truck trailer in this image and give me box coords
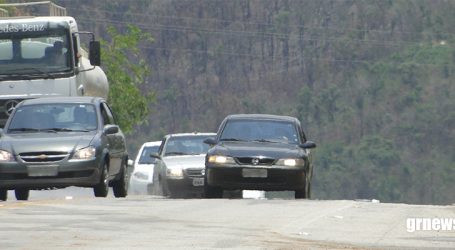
[0,1,108,127]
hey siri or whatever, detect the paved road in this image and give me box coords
[1,188,454,249]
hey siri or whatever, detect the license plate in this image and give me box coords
[242,168,267,178]
[192,178,204,186]
[27,165,58,177]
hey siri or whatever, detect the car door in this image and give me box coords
[100,102,124,176]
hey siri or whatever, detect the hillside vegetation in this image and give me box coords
[52,0,454,205]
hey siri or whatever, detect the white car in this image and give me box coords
[129,141,162,195]
[151,132,216,198]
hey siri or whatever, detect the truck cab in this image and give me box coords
[0,2,108,127]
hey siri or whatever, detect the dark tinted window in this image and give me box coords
[220,119,299,144]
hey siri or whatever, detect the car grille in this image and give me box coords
[186,168,204,177]
[236,157,276,165]
[19,151,69,163]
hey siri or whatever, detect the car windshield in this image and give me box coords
[7,103,98,133]
[220,119,300,144]
[164,135,211,156]
[0,30,71,75]
[138,145,160,164]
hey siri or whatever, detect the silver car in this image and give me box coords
[151,132,216,198]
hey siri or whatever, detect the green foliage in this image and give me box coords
[101,25,155,134]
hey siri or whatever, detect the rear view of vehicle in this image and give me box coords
[151,132,216,198]
[129,141,161,195]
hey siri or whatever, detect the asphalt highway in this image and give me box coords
[0,188,454,249]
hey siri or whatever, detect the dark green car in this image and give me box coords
[0,96,129,201]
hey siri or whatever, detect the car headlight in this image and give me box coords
[207,155,236,164]
[133,171,149,180]
[276,158,305,167]
[72,146,96,160]
[166,168,183,178]
[0,150,13,162]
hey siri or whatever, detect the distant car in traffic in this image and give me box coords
[129,140,162,195]
[151,132,216,198]
[0,97,129,201]
[204,114,316,199]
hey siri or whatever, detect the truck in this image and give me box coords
[0,1,108,127]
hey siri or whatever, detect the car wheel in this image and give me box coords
[204,185,223,198]
[152,172,170,197]
[15,188,30,200]
[295,180,310,199]
[113,160,128,198]
[0,189,7,201]
[203,169,223,198]
[94,162,109,197]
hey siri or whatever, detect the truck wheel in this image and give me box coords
[113,160,128,198]
[94,162,109,197]
[0,189,7,201]
[15,188,29,200]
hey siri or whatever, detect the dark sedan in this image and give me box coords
[0,96,129,201]
[204,114,316,199]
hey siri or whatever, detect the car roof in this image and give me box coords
[165,132,216,138]
[224,114,299,123]
[141,141,162,147]
[19,96,104,106]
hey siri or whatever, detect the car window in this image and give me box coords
[220,120,300,144]
[138,145,160,164]
[164,136,211,156]
[100,102,115,125]
[7,103,97,132]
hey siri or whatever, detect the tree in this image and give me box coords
[101,25,155,133]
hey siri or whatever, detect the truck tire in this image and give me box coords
[113,160,128,198]
[94,162,109,197]
[0,189,7,201]
[15,188,29,200]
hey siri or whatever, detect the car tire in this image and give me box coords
[204,185,223,198]
[15,188,29,200]
[94,162,109,197]
[152,172,170,197]
[295,180,310,199]
[0,189,7,201]
[113,160,128,198]
[203,168,223,198]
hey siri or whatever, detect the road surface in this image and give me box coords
[0,188,454,249]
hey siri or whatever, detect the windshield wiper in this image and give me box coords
[220,138,244,142]
[43,128,90,132]
[165,152,187,156]
[253,139,280,143]
[7,68,54,79]
[8,128,40,132]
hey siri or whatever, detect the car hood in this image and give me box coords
[163,154,206,169]
[0,132,96,154]
[210,141,305,159]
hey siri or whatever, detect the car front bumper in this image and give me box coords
[206,164,306,191]
[0,159,101,189]
[166,176,205,196]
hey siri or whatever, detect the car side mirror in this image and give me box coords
[103,124,119,135]
[300,141,316,149]
[150,153,161,159]
[203,137,217,145]
[89,41,101,66]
